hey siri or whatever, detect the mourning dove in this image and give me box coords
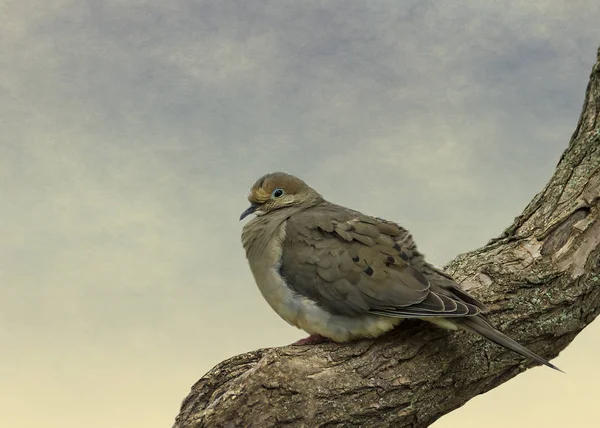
[240,172,561,371]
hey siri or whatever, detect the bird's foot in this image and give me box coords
[291,334,330,346]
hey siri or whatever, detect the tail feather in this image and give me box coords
[457,317,563,372]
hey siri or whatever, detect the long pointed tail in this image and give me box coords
[457,316,563,372]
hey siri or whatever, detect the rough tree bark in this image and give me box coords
[173,48,600,428]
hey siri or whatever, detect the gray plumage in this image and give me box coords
[240,172,561,371]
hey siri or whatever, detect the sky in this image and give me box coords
[1,1,599,427]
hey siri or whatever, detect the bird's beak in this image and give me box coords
[239,204,258,221]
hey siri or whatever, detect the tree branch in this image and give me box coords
[173,48,600,428]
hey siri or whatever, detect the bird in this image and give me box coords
[240,171,561,371]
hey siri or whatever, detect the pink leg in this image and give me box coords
[291,334,330,346]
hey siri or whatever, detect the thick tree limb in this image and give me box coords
[174,48,600,428]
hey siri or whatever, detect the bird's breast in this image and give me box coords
[243,220,400,341]
[243,221,303,326]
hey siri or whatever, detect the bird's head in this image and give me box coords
[240,172,323,220]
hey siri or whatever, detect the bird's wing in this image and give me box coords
[280,203,481,318]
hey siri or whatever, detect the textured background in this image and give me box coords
[1,1,599,427]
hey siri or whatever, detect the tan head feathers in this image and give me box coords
[247,172,310,204]
[240,172,323,220]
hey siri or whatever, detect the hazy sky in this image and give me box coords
[1,1,599,427]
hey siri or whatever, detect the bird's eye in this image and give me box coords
[271,188,285,198]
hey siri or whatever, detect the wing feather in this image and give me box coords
[280,203,481,318]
